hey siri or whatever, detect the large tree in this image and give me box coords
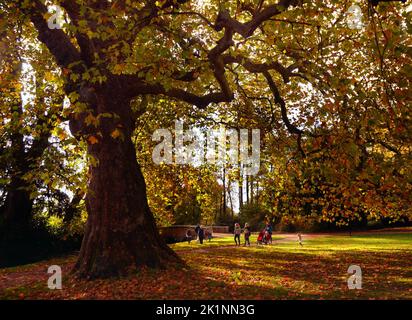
[5,0,302,278]
[6,0,409,278]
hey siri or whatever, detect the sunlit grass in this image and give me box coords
[274,233,412,256]
[172,232,412,299]
[170,234,284,250]
[1,232,411,299]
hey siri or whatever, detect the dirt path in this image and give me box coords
[177,233,324,254]
[179,227,412,253]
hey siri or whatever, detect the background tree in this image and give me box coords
[0,12,86,265]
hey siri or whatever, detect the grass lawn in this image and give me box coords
[0,232,411,299]
[169,233,284,250]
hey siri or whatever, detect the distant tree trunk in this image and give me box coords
[246,175,249,205]
[0,100,34,242]
[72,89,180,278]
[0,177,34,267]
[0,94,27,221]
[255,180,259,206]
[1,177,33,236]
[238,165,243,211]
[250,176,254,204]
[0,126,34,266]
[1,72,59,247]
[222,166,227,217]
[219,190,223,217]
[227,180,234,219]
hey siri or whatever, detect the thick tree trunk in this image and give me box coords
[0,99,50,265]
[0,116,33,240]
[0,177,32,237]
[0,112,32,234]
[72,90,180,278]
[0,176,34,267]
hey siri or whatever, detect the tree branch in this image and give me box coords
[22,0,82,70]
[60,0,95,66]
[262,70,303,135]
[214,0,300,38]
[120,75,232,109]
[222,54,294,83]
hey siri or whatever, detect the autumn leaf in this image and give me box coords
[88,135,99,144]
[110,128,122,139]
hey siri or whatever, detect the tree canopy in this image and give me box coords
[0,0,410,277]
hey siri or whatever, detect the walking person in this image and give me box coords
[265,221,273,244]
[195,224,200,242]
[243,223,251,246]
[198,226,205,244]
[297,232,303,246]
[205,228,213,242]
[234,223,241,246]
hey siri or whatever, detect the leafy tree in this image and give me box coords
[0,15,86,265]
[2,0,409,278]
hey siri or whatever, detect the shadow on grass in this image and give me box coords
[1,234,411,300]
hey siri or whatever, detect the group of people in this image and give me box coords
[233,222,251,246]
[186,225,212,244]
[185,222,303,247]
[234,221,273,246]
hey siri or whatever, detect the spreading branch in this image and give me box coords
[23,0,81,70]
[120,75,232,109]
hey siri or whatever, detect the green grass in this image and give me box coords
[274,233,412,255]
[170,234,283,250]
[173,233,412,299]
[1,232,411,299]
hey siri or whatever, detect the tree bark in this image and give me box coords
[246,175,249,205]
[0,175,34,267]
[0,110,33,242]
[250,176,254,204]
[72,90,180,278]
[239,165,243,211]
[222,166,226,217]
[227,179,234,219]
[0,177,32,237]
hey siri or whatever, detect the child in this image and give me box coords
[234,223,241,246]
[297,233,303,246]
[206,228,213,242]
[243,223,251,246]
[185,229,193,244]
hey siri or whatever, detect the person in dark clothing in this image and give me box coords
[205,229,212,242]
[198,226,205,244]
[195,224,200,235]
[265,222,273,244]
[234,223,241,246]
[243,223,251,246]
[265,222,273,234]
